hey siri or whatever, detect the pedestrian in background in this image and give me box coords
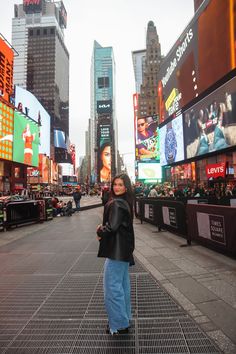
[96,174,135,335]
[73,187,82,211]
[101,186,110,206]
[148,185,158,197]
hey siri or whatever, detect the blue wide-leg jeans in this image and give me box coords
[103,258,131,334]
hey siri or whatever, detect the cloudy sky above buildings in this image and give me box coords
[2,0,194,179]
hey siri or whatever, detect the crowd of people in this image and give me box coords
[134,181,236,199]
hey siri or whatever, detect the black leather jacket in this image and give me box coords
[97,197,135,263]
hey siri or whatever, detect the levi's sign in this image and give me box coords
[206,163,226,178]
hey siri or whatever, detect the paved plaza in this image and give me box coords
[0,203,235,353]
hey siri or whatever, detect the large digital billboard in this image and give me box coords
[157,0,236,122]
[27,154,50,184]
[159,114,185,166]
[23,0,43,13]
[59,1,67,28]
[135,114,160,161]
[97,121,112,183]
[54,129,67,149]
[0,102,14,161]
[13,111,39,167]
[184,75,236,159]
[54,129,72,163]
[97,100,112,114]
[15,86,51,157]
[0,37,14,103]
[138,162,162,180]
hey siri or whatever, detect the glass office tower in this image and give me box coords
[12,0,69,159]
[90,40,117,183]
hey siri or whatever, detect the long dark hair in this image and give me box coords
[111,174,134,218]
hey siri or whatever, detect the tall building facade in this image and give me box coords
[138,21,162,120]
[12,0,69,158]
[132,49,146,94]
[89,40,117,183]
[132,21,163,182]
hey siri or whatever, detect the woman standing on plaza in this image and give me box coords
[96,174,135,335]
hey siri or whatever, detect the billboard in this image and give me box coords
[138,162,162,180]
[0,37,14,103]
[184,75,236,159]
[54,129,72,164]
[0,101,14,161]
[135,114,160,161]
[15,86,51,157]
[157,0,236,122]
[159,114,185,166]
[54,148,72,164]
[23,0,43,13]
[69,143,76,170]
[27,154,50,183]
[59,1,67,28]
[97,100,112,114]
[13,111,39,167]
[97,122,112,183]
[54,129,67,149]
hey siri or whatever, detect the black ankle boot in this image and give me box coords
[112,327,129,335]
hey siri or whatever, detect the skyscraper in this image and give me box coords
[137,21,162,120]
[12,0,69,159]
[90,40,117,183]
[132,49,146,94]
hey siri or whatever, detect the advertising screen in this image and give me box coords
[97,122,112,183]
[54,148,72,164]
[138,162,162,180]
[159,114,185,166]
[135,114,160,161]
[184,75,236,159]
[54,129,67,149]
[97,100,112,114]
[0,37,14,103]
[59,1,67,28]
[23,0,43,13]
[15,86,51,157]
[13,111,39,167]
[157,0,236,122]
[0,102,14,161]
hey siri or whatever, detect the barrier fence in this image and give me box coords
[0,197,53,231]
[135,197,236,257]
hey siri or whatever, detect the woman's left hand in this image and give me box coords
[96,224,102,241]
[96,224,102,232]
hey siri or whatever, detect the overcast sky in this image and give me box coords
[1,0,194,179]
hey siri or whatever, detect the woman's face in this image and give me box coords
[113,178,126,196]
[101,146,111,170]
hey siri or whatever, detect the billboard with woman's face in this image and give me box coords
[157,0,236,122]
[13,112,39,167]
[97,121,112,183]
[184,75,236,159]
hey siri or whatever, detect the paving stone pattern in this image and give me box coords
[0,209,221,353]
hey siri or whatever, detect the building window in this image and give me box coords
[98,77,109,88]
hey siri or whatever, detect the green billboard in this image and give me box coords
[13,111,39,167]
